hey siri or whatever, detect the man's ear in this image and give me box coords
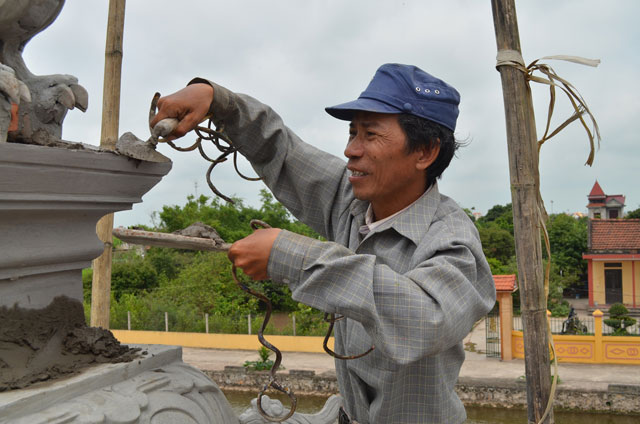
[415,141,440,171]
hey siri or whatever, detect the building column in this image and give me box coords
[499,292,514,361]
[632,261,637,308]
[587,259,594,307]
[593,309,603,363]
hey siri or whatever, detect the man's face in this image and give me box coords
[344,112,438,219]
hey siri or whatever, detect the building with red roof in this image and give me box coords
[582,219,640,310]
[587,180,626,219]
[490,274,517,360]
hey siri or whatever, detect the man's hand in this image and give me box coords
[228,228,282,280]
[150,83,213,141]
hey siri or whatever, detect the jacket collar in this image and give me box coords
[349,183,440,246]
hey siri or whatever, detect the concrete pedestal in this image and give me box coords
[0,142,172,309]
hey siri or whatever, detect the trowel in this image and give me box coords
[115,92,178,163]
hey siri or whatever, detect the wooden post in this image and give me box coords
[491,1,553,422]
[248,314,252,335]
[127,310,131,330]
[165,311,169,332]
[90,0,126,329]
[205,313,209,334]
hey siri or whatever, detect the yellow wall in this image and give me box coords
[511,332,640,364]
[511,310,640,364]
[112,330,334,353]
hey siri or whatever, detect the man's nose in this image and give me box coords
[344,137,363,158]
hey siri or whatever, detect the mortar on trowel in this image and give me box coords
[115,92,179,163]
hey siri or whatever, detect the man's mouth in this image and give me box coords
[350,170,368,177]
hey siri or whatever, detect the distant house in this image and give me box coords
[582,219,640,310]
[487,274,517,361]
[587,180,625,219]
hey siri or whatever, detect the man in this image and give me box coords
[153,63,496,423]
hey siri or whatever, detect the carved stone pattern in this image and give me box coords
[238,394,342,424]
[6,362,240,424]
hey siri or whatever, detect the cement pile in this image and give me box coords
[0,296,141,391]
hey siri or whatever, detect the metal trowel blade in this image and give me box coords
[116,132,171,163]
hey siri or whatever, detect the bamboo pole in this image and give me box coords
[91,0,126,329]
[491,1,553,423]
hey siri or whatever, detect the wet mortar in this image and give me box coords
[0,296,141,392]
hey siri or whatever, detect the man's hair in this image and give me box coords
[397,113,460,188]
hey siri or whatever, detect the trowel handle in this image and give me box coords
[152,118,179,139]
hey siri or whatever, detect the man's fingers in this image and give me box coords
[149,84,213,140]
[227,229,281,281]
[172,114,200,139]
[150,96,177,128]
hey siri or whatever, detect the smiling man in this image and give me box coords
[153,63,496,423]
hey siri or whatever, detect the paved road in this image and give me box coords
[183,318,640,391]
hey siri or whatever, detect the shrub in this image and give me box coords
[604,303,637,336]
[243,346,283,371]
[294,304,329,337]
[549,300,571,318]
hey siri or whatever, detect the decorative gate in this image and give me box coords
[485,304,501,358]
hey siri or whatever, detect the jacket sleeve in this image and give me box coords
[267,222,497,364]
[196,78,352,240]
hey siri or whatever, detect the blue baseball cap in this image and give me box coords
[325,63,460,131]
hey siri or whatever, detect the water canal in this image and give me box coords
[223,391,640,423]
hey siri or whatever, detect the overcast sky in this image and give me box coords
[22,0,640,228]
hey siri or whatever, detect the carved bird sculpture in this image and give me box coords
[0,0,88,145]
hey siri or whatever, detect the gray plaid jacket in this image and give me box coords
[206,80,496,423]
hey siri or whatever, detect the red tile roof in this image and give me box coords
[590,219,640,251]
[493,274,517,292]
[588,180,605,197]
[606,195,625,205]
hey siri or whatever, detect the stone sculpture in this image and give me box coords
[0,0,87,145]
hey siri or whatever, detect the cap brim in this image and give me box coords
[325,97,400,121]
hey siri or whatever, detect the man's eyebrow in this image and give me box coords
[349,120,378,128]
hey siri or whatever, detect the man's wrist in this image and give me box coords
[187,77,235,124]
[268,230,316,286]
[187,78,215,117]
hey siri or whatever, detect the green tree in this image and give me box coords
[146,247,195,280]
[258,189,292,229]
[158,251,258,316]
[83,252,159,302]
[546,214,587,275]
[478,224,515,265]
[477,203,513,234]
[158,194,257,242]
[625,207,640,219]
[111,251,159,300]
